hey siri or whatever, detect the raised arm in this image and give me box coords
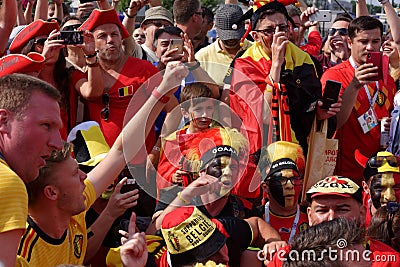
[74,31,104,100]
[0,0,17,55]
[122,0,149,56]
[356,0,369,17]
[53,0,64,22]
[34,0,48,20]
[87,62,189,197]
[84,178,139,263]
[383,1,400,54]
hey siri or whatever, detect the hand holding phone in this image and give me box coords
[321,80,342,110]
[168,39,183,55]
[58,31,84,45]
[366,51,383,81]
[309,10,332,22]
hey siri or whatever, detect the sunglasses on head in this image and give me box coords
[254,25,288,36]
[34,38,47,46]
[367,155,400,168]
[328,28,348,36]
[101,93,110,121]
[62,23,82,31]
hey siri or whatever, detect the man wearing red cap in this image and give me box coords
[268,176,400,267]
[79,8,178,210]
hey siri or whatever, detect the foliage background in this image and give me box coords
[117,0,221,13]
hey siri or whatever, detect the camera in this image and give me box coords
[58,31,83,45]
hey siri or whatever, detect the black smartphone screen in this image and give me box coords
[59,31,83,45]
[321,80,342,110]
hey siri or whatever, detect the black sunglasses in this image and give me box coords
[101,93,110,121]
[254,25,288,36]
[62,23,82,31]
[367,155,400,168]
[34,38,47,46]
[328,28,348,36]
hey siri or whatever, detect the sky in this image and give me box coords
[368,0,400,7]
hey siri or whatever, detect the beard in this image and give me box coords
[98,46,122,63]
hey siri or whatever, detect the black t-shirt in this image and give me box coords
[219,217,253,267]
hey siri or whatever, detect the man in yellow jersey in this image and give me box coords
[17,62,189,266]
[0,74,63,267]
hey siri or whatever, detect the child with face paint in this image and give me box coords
[357,150,400,227]
[259,141,309,243]
[157,83,216,192]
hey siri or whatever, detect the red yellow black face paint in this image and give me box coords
[370,172,400,209]
[267,169,302,209]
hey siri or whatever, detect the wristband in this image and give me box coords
[151,88,170,104]
[124,10,136,18]
[187,60,200,71]
[86,56,98,67]
[177,191,190,204]
[84,52,97,59]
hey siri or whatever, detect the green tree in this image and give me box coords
[153,0,221,13]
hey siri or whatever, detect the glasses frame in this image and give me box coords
[268,176,303,186]
[328,28,348,36]
[253,25,289,36]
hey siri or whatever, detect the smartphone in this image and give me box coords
[169,39,183,54]
[321,80,342,109]
[79,0,93,4]
[58,31,83,45]
[366,51,383,81]
[309,10,332,22]
[120,178,137,194]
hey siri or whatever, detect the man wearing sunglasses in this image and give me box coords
[321,16,397,186]
[316,14,352,73]
[359,151,400,227]
[259,141,309,243]
[228,1,338,201]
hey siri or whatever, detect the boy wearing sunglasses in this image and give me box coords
[259,141,309,243]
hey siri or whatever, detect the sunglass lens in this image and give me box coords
[101,107,109,121]
[102,93,109,105]
[338,28,348,35]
